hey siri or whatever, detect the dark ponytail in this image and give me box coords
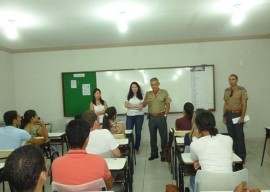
[102,107,117,130]
[21,110,37,129]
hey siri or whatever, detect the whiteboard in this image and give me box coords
[96,65,215,114]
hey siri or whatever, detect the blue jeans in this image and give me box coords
[126,115,144,150]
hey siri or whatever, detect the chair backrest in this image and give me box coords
[52,178,107,192]
[195,168,248,192]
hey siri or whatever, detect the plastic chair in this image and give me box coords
[194,168,248,192]
[52,178,107,191]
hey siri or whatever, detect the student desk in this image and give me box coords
[178,153,243,192]
[48,132,67,155]
[115,138,129,145]
[171,135,185,181]
[125,130,136,172]
[261,126,270,166]
[116,137,134,191]
[0,163,5,191]
[105,158,131,192]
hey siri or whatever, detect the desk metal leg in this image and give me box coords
[261,136,268,166]
[178,161,184,192]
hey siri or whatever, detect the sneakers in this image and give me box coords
[148,156,159,161]
[135,149,140,154]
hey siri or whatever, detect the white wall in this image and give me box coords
[11,39,270,138]
[0,51,15,120]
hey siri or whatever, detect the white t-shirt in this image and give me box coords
[86,129,119,158]
[93,104,105,123]
[190,134,233,173]
[126,96,144,116]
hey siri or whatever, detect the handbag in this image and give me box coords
[165,184,179,192]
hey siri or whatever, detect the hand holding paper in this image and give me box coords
[232,115,250,124]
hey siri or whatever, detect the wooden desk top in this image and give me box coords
[181,153,242,164]
[105,158,126,170]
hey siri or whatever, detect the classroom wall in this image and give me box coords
[0,51,15,119]
[11,39,270,139]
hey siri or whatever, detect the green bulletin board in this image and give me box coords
[62,72,96,117]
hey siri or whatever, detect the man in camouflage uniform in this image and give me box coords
[143,77,171,161]
[223,74,248,162]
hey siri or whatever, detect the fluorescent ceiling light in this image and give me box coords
[4,20,18,39]
[117,12,128,33]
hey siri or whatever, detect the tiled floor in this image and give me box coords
[1,138,270,192]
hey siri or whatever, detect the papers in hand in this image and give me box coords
[232,115,250,124]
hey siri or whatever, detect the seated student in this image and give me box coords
[21,110,49,140]
[0,110,46,150]
[4,145,47,192]
[82,110,121,158]
[175,102,194,130]
[189,110,233,191]
[52,119,113,190]
[184,108,205,148]
[102,106,125,135]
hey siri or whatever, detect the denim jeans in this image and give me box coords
[126,115,144,150]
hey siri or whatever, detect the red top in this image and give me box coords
[175,115,192,130]
[52,149,111,185]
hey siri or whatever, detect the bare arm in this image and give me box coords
[165,103,170,115]
[38,120,49,139]
[142,92,149,108]
[104,176,113,190]
[238,100,247,123]
[90,102,94,111]
[28,137,46,145]
[125,101,141,110]
[112,147,121,158]
[223,101,227,124]
[104,101,108,112]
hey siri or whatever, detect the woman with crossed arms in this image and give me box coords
[125,82,144,154]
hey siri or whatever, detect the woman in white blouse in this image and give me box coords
[89,88,108,125]
[125,82,144,154]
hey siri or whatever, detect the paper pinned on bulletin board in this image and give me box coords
[232,115,250,124]
[82,84,90,96]
[71,80,77,89]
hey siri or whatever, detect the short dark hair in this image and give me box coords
[150,77,159,83]
[3,110,18,126]
[4,145,46,192]
[66,119,90,149]
[195,110,218,136]
[229,74,238,80]
[82,110,97,128]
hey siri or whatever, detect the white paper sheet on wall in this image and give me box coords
[71,80,77,88]
[82,84,90,96]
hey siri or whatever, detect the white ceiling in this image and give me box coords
[0,0,270,53]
